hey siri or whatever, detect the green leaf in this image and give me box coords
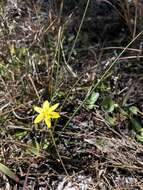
[0,163,19,182]
[129,106,139,115]
[15,131,27,139]
[136,134,143,143]
[131,118,143,133]
[106,115,116,126]
[43,142,50,150]
[102,97,117,113]
[27,141,40,156]
[86,92,99,109]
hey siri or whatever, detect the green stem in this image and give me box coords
[67,0,91,64]
[49,129,69,177]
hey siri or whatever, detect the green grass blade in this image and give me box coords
[0,163,19,182]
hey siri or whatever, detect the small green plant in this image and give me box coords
[128,106,143,143]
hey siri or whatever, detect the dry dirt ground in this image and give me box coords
[0,0,143,189]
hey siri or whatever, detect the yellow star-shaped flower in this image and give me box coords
[34,100,60,128]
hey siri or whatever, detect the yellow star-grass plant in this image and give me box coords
[33,100,68,176]
[34,100,60,128]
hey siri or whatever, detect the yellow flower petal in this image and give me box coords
[34,113,44,124]
[43,100,50,109]
[34,106,43,113]
[50,112,60,118]
[49,103,59,111]
[33,100,60,128]
[45,118,51,128]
